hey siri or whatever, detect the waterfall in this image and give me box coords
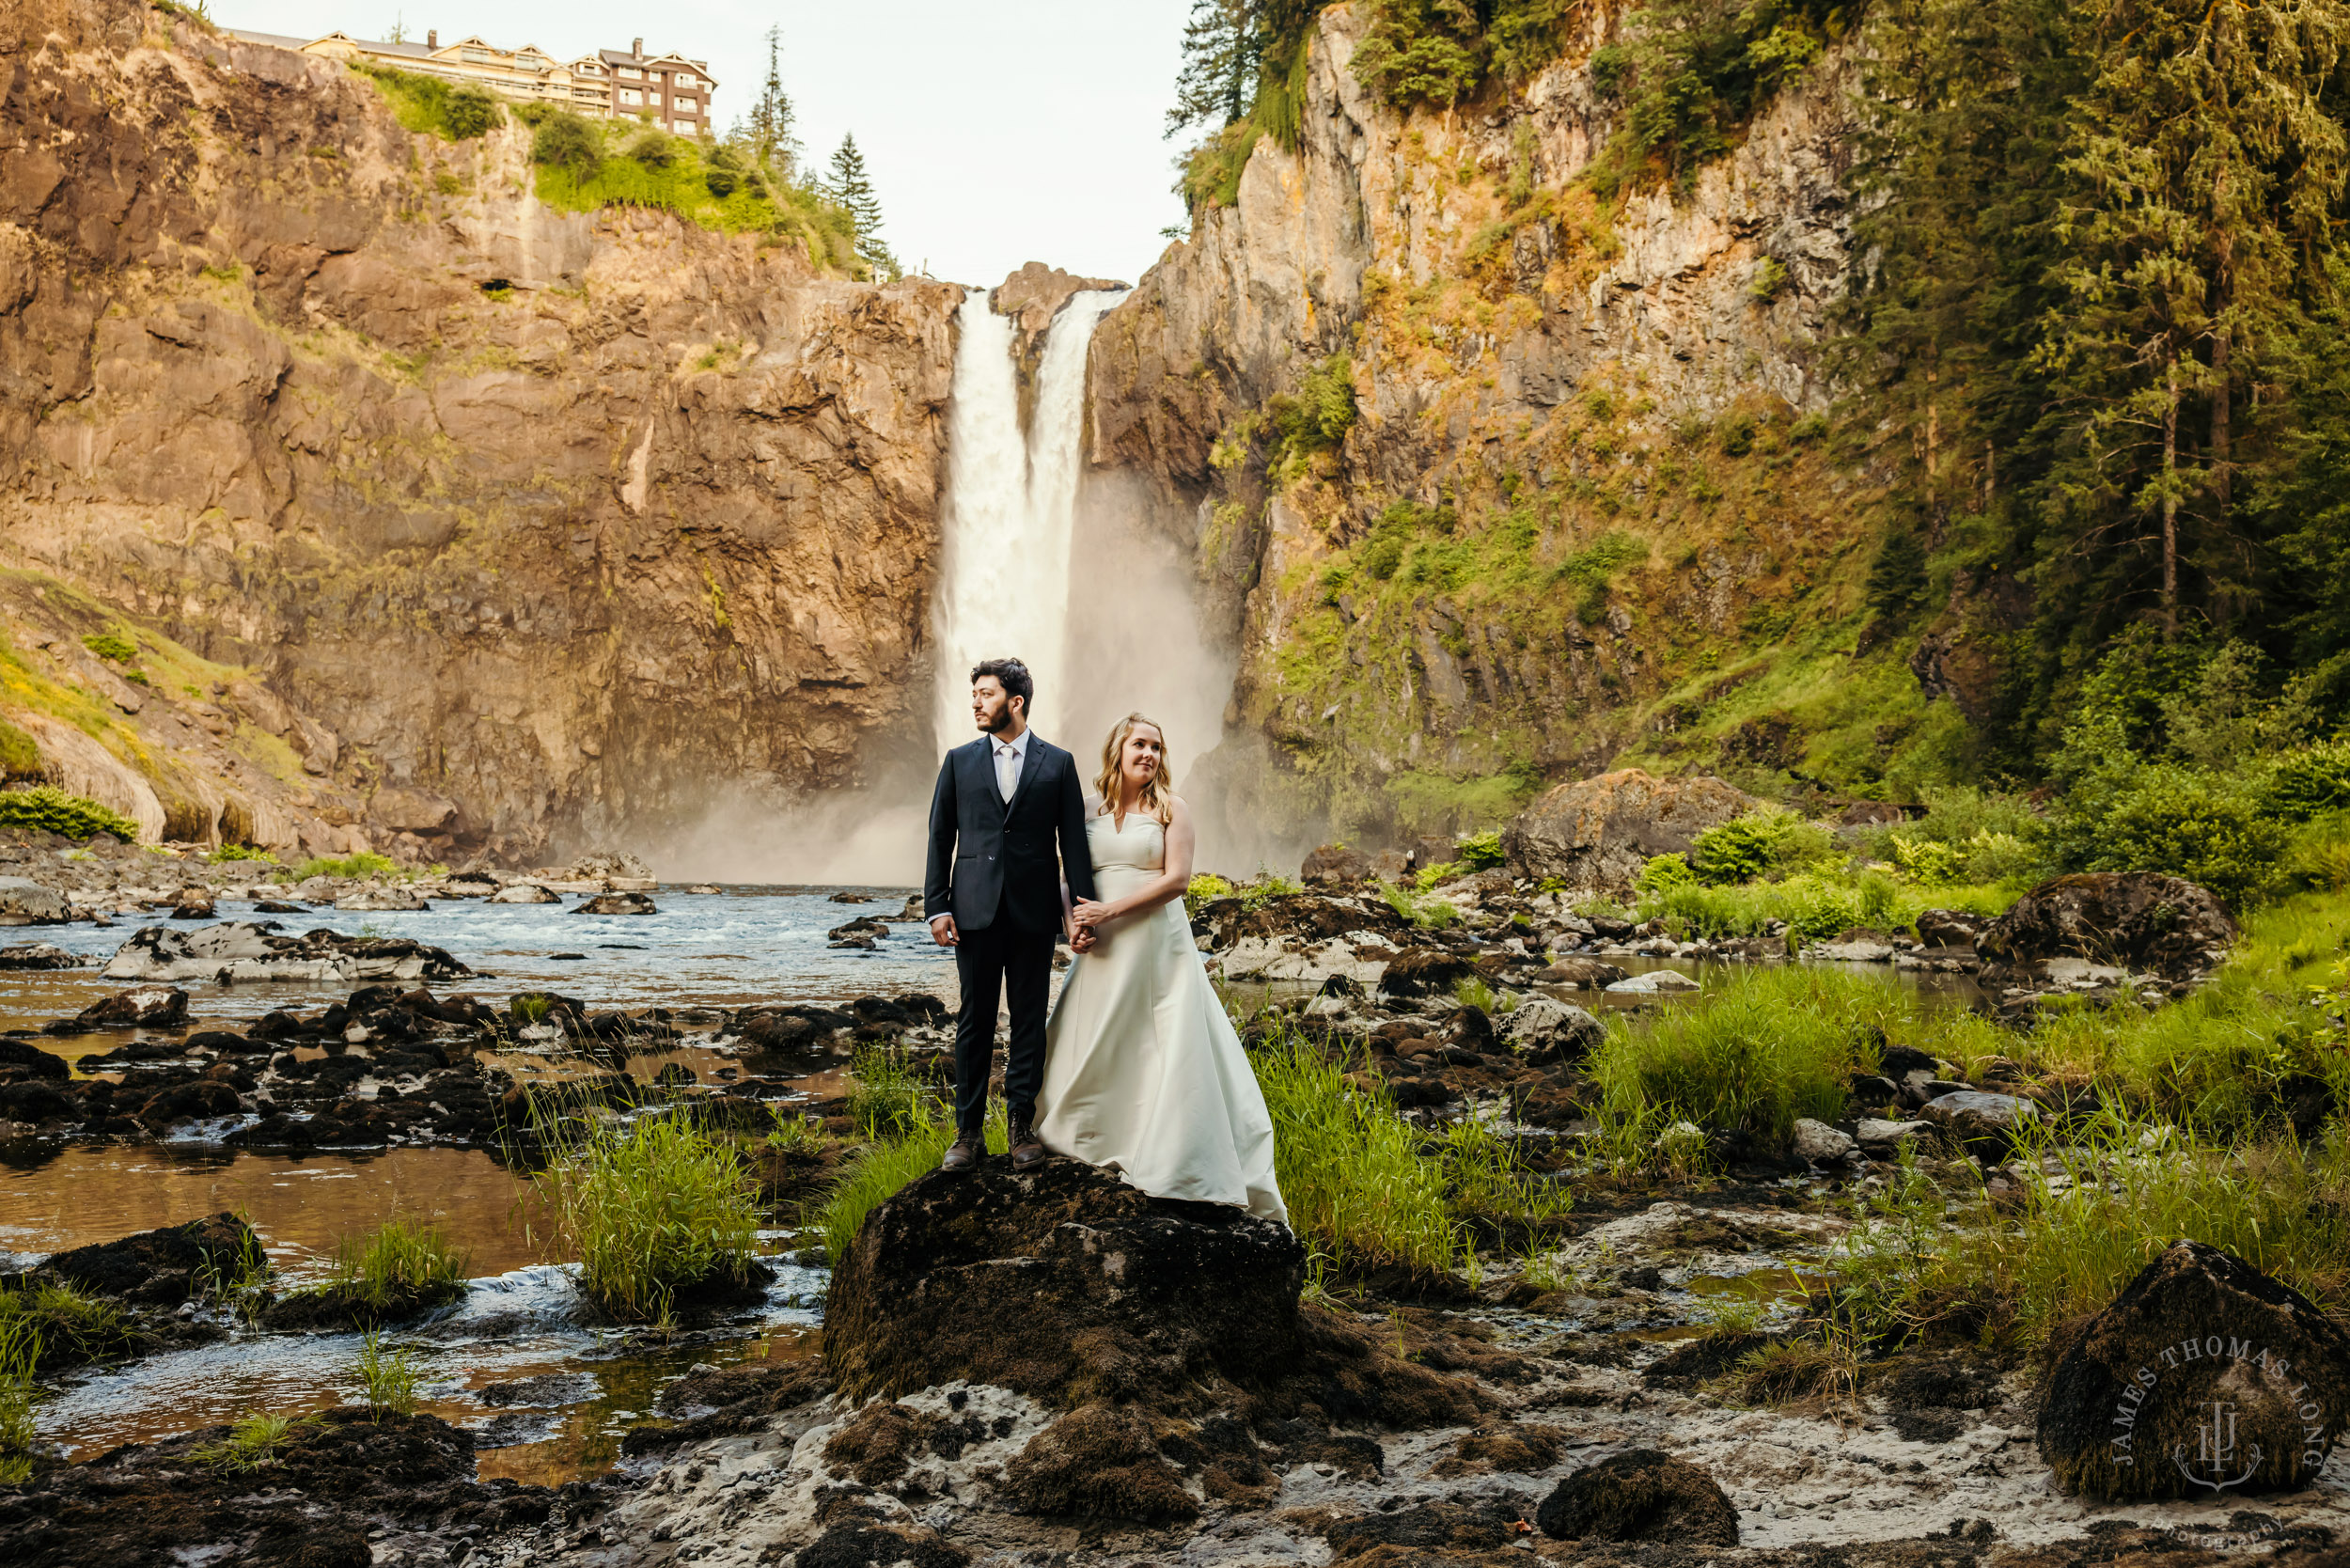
[932,288,1129,751]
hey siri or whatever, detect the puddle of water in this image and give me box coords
[37,1259,828,1480]
[0,1143,540,1278]
[1682,1268,1833,1305]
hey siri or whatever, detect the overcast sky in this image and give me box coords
[221,0,1195,287]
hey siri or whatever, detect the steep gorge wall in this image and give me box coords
[1089,2,1901,860]
[0,0,958,864]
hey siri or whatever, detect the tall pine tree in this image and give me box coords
[827,133,898,277]
[742,25,799,182]
[1167,0,1261,136]
[2032,0,2348,640]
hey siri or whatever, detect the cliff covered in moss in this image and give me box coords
[1089,2,1962,856]
[0,0,957,862]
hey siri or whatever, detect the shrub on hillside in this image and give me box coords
[530,111,599,177]
[0,786,141,842]
[2066,765,2287,909]
[2271,738,2350,821]
[1690,808,1836,885]
[443,86,499,139]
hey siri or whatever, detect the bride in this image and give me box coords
[1037,713,1288,1225]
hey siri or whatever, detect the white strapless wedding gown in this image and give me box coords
[1037,813,1288,1224]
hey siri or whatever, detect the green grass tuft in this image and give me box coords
[193,1412,305,1472]
[354,1330,422,1419]
[816,1101,1007,1262]
[282,852,398,882]
[0,1315,39,1482]
[321,1219,470,1317]
[0,1281,133,1371]
[530,1113,762,1322]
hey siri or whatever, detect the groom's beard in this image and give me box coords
[979,710,1014,734]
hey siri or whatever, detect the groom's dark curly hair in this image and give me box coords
[972,657,1034,715]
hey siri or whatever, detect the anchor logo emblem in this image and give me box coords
[2173,1400,2263,1490]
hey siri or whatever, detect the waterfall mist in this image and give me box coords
[656,283,1250,886]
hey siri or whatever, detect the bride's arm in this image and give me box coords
[1074,796,1197,921]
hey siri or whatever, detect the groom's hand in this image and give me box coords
[929,914,960,948]
[1070,925,1097,953]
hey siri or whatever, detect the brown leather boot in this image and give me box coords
[939,1134,981,1173]
[1008,1114,1045,1171]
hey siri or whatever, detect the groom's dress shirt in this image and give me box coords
[993,729,1029,804]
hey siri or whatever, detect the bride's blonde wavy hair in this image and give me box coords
[1095,713,1175,824]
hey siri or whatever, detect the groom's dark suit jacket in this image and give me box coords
[924,734,1099,934]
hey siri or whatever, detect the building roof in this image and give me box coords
[597,47,715,81]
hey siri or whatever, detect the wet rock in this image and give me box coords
[102,922,472,985]
[575,890,657,915]
[621,1359,830,1454]
[1920,1090,2037,1151]
[1498,995,1605,1064]
[1856,1117,1932,1153]
[1324,1495,1534,1557]
[1378,948,1477,997]
[1301,843,1373,884]
[2038,1239,2350,1500]
[1605,968,1700,995]
[1535,1448,1740,1544]
[252,900,308,914]
[562,850,655,882]
[1004,1403,1198,1522]
[825,1157,1306,1406]
[827,915,889,943]
[0,875,70,923]
[334,886,429,912]
[1537,955,1630,988]
[1793,1118,1857,1164]
[0,1039,70,1080]
[1916,908,1988,949]
[487,883,559,903]
[167,893,215,920]
[53,983,189,1033]
[788,1497,970,1568]
[0,1408,552,1565]
[1809,933,1896,963]
[1433,1420,1566,1476]
[0,942,82,969]
[825,1157,1478,1428]
[1981,873,2238,990]
[1502,769,1770,894]
[37,1210,260,1306]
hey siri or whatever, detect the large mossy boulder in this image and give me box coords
[1501,770,1768,894]
[2037,1240,2350,1500]
[1979,872,2237,990]
[823,1158,1307,1407]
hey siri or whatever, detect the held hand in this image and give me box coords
[929,914,960,948]
[1070,925,1098,954]
[1072,899,1114,927]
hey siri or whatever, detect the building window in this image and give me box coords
[462,48,493,61]
[675,97,695,111]
[619,87,640,104]
[618,66,639,77]
[676,73,697,87]
[673,119,696,134]
[648,91,662,104]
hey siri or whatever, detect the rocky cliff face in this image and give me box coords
[1089,2,1891,856]
[1,0,958,864]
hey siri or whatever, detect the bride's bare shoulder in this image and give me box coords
[1082,791,1109,816]
[1164,792,1193,821]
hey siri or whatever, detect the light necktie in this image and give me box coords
[996,743,1018,803]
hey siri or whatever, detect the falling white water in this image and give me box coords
[931,288,1129,751]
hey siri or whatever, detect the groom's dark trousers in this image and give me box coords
[924,733,1099,1135]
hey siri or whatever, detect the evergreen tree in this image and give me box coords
[1167,0,1260,137]
[827,133,898,276]
[2032,0,2347,640]
[744,25,799,183]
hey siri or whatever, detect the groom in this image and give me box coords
[924,657,1098,1174]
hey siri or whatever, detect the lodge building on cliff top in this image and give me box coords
[223,27,715,137]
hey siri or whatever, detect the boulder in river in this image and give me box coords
[0,874,70,923]
[2038,1239,2350,1500]
[37,1210,261,1305]
[0,941,82,969]
[335,886,430,912]
[102,921,472,984]
[1501,769,1770,893]
[51,983,189,1032]
[1980,872,2236,990]
[0,1038,69,1081]
[1535,1449,1740,1544]
[1498,995,1606,1064]
[488,882,559,903]
[1793,1118,1858,1164]
[1605,968,1700,995]
[576,890,657,915]
[1377,949,1477,998]
[1537,954,1629,989]
[1919,1090,2038,1152]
